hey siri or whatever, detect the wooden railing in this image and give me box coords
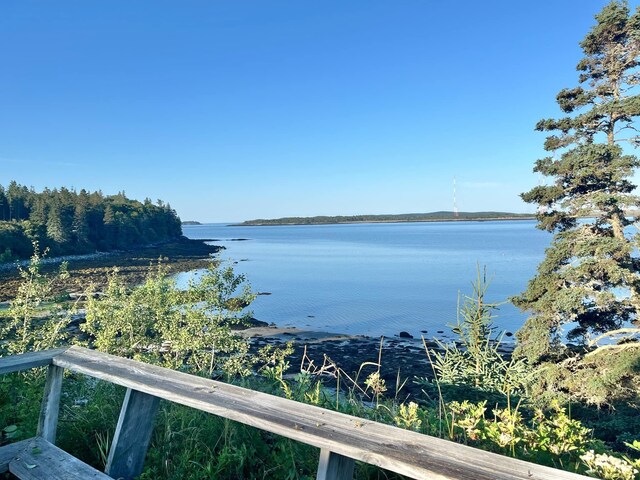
[0,346,592,480]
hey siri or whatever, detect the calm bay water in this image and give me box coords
[180,221,550,339]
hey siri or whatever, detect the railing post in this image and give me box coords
[105,388,160,480]
[317,448,355,480]
[37,364,64,443]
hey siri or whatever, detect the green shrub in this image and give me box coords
[0,245,74,356]
[82,261,256,377]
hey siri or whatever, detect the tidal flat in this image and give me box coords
[0,236,220,302]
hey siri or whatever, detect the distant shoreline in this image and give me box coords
[233,214,536,227]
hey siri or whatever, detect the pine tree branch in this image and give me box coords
[584,341,640,358]
[588,327,640,347]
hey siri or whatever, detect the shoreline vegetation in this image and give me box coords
[235,211,536,226]
[237,325,515,399]
[0,234,465,386]
[0,236,220,302]
[0,234,503,399]
[1,245,608,480]
[2,226,638,478]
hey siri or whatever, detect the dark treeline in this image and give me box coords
[239,211,534,226]
[0,181,182,261]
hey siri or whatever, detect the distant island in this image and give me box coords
[236,211,536,226]
[182,220,202,225]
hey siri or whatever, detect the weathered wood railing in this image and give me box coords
[0,346,592,480]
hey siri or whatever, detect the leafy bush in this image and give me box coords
[82,262,256,377]
[0,245,74,356]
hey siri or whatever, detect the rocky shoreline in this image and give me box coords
[0,236,220,302]
[238,325,515,401]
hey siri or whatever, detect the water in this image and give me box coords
[179,221,550,339]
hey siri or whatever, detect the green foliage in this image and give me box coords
[82,262,256,377]
[417,268,528,404]
[0,222,32,262]
[56,377,125,470]
[447,399,596,471]
[364,371,387,400]
[0,245,74,356]
[525,343,640,408]
[393,401,422,431]
[0,372,46,447]
[513,1,640,364]
[256,342,297,398]
[0,246,75,458]
[0,183,182,260]
[139,403,317,480]
[264,338,638,479]
[580,450,639,480]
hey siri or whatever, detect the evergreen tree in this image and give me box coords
[0,186,7,221]
[513,1,640,363]
[46,197,70,248]
[72,203,90,247]
[25,197,48,247]
[72,190,91,248]
[6,181,29,221]
[0,182,182,260]
[102,204,117,249]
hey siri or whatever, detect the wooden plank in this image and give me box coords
[0,439,31,474]
[37,365,64,443]
[105,388,159,480]
[0,348,68,375]
[317,448,355,480]
[54,346,592,480]
[8,436,112,479]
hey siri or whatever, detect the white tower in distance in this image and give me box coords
[453,176,459,218]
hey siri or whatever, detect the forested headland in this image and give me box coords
[0,181,182,261]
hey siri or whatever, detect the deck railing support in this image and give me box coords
[105,388,160,480]
[0,347,595,480]
[317,448,355,480]
[37,364,64,443]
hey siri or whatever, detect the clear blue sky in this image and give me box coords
[1,1,636,222]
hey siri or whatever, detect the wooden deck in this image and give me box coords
[0,346,593,480]
[7,437,111,479]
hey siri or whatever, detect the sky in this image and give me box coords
[1,0,638,222]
